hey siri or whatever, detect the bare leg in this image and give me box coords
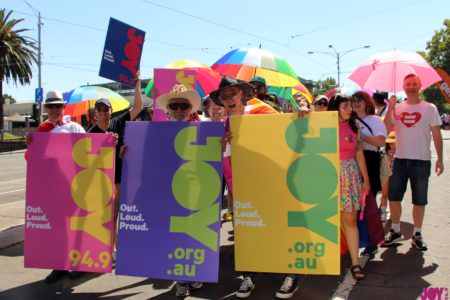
[412,205,425,228]
[380,179,389,208]
[389,201,402,225]
[341,211,360,266]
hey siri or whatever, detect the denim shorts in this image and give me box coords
[388,158,431,206]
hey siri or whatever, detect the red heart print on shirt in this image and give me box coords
[400,112,422,127]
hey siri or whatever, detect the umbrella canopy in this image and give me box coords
[64,86,130,117]
[349,50,442,93]
[212,48,300,87]
[269,83,313,104]
[149,60,221,97]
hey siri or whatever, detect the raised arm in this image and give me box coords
[129,74,144,120]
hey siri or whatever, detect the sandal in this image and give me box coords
[350,265,365,281]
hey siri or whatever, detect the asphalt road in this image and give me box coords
[0,151,26,206]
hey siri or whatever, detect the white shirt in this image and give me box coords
[50,117,85,134]
[357,115,387,152]
[390,101,441,160]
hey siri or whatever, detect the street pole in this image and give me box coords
[37,11,43,123]
[308,45,370,87]
[23,1,43,123]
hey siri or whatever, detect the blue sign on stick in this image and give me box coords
[35,88,43,103]
[99,18,146,87]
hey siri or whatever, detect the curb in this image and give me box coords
[0,225,24,249]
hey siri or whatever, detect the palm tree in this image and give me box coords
[0,9,37,135]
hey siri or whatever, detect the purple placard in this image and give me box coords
[99,18,145,87]
[116,122,224,282]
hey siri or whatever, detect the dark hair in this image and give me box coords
[328,94,358,134]
[372,92,387,105]
[352,91,375,115]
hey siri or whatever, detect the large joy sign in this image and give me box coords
[99,18,145,87]
[231,113,340,275]
[116,122,224,282]
[25,133,115,273]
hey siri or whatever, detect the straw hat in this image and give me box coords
[157,84,201,114]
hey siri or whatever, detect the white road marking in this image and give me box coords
[0,200,25,207]
[0,188,25,195]
[331,255,370,300]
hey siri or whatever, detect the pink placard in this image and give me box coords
[24,133,115,273]
[152,68,197,121]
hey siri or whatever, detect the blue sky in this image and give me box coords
[3,0,449,102]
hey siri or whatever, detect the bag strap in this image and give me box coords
[356,116,374,135]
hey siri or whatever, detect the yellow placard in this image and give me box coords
[231,112,340,275]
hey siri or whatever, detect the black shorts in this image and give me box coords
[388,158,431,206]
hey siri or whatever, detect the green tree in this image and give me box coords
[0,9,37,133]
[421,19,450,113]
[1,93,15,104]
[315,77,337,96]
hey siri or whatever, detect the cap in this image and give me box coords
[95,98,112,109]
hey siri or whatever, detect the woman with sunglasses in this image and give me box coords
[351,91,386,256]
[328,94,370,281]
[313,95,329,112]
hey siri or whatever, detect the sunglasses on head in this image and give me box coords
[168,102,191,111]
[314,100,327,106]
[45,103,64,109]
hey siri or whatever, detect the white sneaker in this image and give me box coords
[236,276,255,298]
[275,275,299,299]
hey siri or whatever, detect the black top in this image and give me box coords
[87,111,130,184]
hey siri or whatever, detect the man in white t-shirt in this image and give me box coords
[383,74,443,251]
[43,90,85,133]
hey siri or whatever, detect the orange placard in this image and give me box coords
[435,68,450,103]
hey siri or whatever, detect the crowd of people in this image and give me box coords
[27,73,444,299]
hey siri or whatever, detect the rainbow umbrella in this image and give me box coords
[269,83,314,104]
[146,60,221,97]
[64,85,130,117]
[212,48,300,87]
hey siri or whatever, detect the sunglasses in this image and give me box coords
[45,104,64,109]
[219,90,239,100]
[314,100,327,106]
[168,102,191,111]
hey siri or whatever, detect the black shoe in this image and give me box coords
[361,245,378,258]
[44,270,69,284]
[411,232,428,251]
[236,276,255,298]
[384,229,403,246]
[275,275,299,299]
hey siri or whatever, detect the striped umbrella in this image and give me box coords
[64,86,130,117]
[212,48,300,87]
[146,60,221,97]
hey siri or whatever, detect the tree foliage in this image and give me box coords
[0,9,37,130]
[422,19,450,113]
[314,77,337,95]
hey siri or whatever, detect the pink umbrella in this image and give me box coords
[349,50,442,93]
